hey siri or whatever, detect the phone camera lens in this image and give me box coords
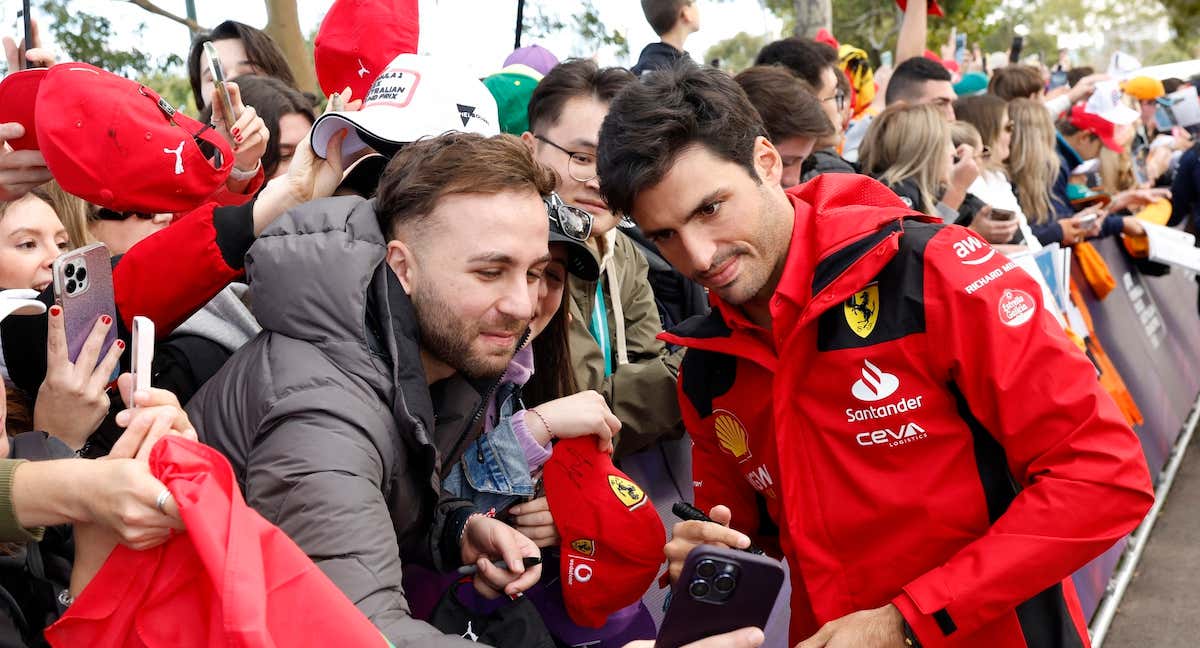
[66,279,77,294]
[714,574,736,593]
[75,267,87,281]
[688,579,710,599]
[696,560,717,579]
[64,264,75,278]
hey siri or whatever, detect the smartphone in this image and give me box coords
[656,546,785,648]
[130,316,154,395]
[1049,70,1069,90]
[51,243,117,367]
[203,41,238,124]
[880,50,894,69]
[1009,36,1024,64]
[954,32,967,65]
[990,208,1017,222]
[1077,213,1100,228]
[20,0,32,69]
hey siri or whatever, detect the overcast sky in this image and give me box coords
[5,0,784,78]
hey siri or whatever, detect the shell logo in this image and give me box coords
[713,409,752,463]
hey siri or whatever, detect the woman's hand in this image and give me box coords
[461,514,542,599]
[523,390,620,453]
[967,206,1019,244]
[210,82,269,192]
[35,307,124,451]
[109,373,197,461]
[509,496,560,548]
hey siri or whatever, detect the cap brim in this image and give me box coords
[1098,104,1140,126]
[0,68,48,151]
[549,232,600,282]
[0,289,47,321]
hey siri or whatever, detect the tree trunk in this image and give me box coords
[792,0,832,38]
[263,0,318,95]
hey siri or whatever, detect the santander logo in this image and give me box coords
[851,360,900,402]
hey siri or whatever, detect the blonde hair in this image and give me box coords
[859,103,950,216]
[1099,147,1135,194]
[951,121,983,151]
[1006,98,1060,224]
[41,181,92,250]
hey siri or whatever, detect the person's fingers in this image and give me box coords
[509,497,549,516]
[135,408,177,462]
[683,519,749,548]
[45,305,67,368]
[23,47,54,67]
[230,106,258,142]
[325,128,347,173]
[75,315,114,377]
[498,534,527,578]
[471,570,503,600]
[137,386,182,409]
[474,558,511,592]
[116,373,134,410]
[506,563,542,597]
[513,510,554,527]
[516,524,558,542]
[225,81,244,113]
[2,36,17,71]
[109,407,155,459]
[709,505,733,526]
[88,337,124,394]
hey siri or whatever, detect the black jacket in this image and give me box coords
[631,42,690,76]
[620,227,709,333]
[800,148,858,183]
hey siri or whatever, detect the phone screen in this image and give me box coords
[203,41,238,123]
[1049,70,1068,90]
[990,209,1016,222]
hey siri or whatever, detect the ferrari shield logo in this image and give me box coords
[608,475,648,510]
[571,538,596,556]
[844,284,879,339]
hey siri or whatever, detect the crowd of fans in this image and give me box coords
[0,0,1191,645]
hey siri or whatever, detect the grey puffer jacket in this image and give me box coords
[187,196,482,648]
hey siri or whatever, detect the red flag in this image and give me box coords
[46,437,390,648]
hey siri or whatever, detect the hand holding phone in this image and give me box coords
[52,243,117,367]
[130,316,154,397]
[203,41,240,126]
[989,208,1017,222]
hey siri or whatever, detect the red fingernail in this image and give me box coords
[48,306,60,317]
[235,135,243,143]
[116,340,125,350]
[231,127,240,136]
[101,315,112,325]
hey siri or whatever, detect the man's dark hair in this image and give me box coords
[1066,67,1094,88]
[187,21,298,108]
[735,66,833,143]
[1163,77,1185,94]
[753,37,838,90]
[526,59,635,134]
[597,63,768,218]
[641,0,690,36]
[988,65,1044,101]
[885,57,952,105]
[377,133,557,240]
[198,75,315,178]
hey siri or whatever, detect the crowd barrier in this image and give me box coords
[621,235,1200,647]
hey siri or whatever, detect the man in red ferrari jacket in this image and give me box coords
[596,64,1154,647]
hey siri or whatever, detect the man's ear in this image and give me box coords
[386,239,417,292]
[521,131,537,154]
[752,136,783,186]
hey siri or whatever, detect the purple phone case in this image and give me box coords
[656,546,785,648]
[52,244,117,367]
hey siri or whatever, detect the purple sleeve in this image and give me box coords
[511,409,552,469]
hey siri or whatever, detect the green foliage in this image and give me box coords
[705,32,770,73]
[39,1,180,77]
[573,1,629,60]
[137,70,195,114]
[524,0,628,59]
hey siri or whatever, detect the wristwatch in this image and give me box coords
[902,620,922,648]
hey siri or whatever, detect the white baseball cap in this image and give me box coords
[311,53,500,160]
[0,289,46,322]
[1085,80,1140,126]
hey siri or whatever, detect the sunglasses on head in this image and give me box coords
[95,208,155,221]
[545,193,593,241]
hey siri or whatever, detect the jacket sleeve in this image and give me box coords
[891,227,1154,646]
[0,459,42,544]
[679,371,779,557]
[207,165,266,207]
[246,387,479,648]
[114,198,257,338]
[569,241,684,459]
[1168,148,1199,228]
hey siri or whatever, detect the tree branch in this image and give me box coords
[122,0,207,33]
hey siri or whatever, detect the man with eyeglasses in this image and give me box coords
[754,38,857,180]
[521,59,686,460]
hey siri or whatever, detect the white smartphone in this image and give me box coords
[1077,213,1100,228]
[130,315,154,396]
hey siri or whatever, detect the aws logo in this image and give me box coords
[713,409,752,463]
[954,235,996,266]
[608,475,648,511]
[844,284,878,338]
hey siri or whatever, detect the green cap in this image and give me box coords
[483,67,541,135]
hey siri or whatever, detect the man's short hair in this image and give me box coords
[526,59,636,134]
[597,63,768,218]
[1066,67,1094,88]
[377,133,557,239]
[753,37,839,90]
[735,66,834,143]
[988,65,1045,101]
[885,57,952,105]
[641,0,690,36]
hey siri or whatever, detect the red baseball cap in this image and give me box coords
[896,0,944,17]
[10,63,234,213]
[544,438,665,628]
[314,0,420,101]
[0,68,48,150]
[1069,104,1123,152]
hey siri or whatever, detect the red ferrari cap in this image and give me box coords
[30,63,233,213]
[1069,104,1122,152]
[544,437,665,628]
[314,0,420,101]
[896,0,944,17]
[0,68,48,150]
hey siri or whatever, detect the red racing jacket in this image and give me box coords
[661,174,1154,648]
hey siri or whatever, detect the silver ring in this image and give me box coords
[155,488,172,515]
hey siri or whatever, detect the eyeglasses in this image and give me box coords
[95,208,155,221]
[534,135,598,183]
[821,90,847,112]
[545,193,593,241]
